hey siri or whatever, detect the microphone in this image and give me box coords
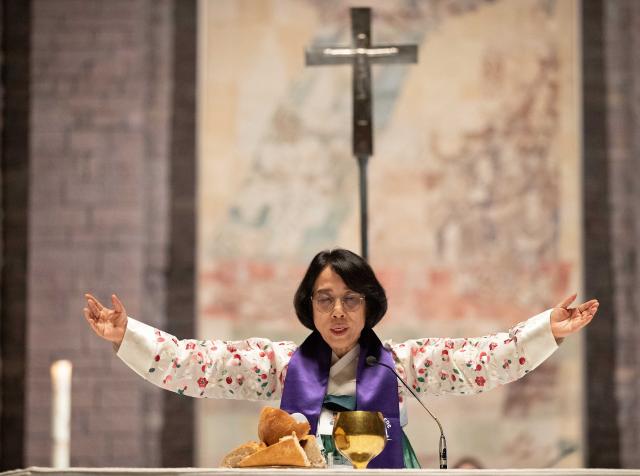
[366,355,448,469]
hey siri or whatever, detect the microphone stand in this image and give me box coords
[366,356,448,469]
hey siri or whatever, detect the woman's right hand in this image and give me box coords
[83,293,128,348]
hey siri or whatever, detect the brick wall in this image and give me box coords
[22,0,195,467]
[583,0,640,468]
[604,0,640,468]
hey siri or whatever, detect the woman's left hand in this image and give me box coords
[550,293,599,340]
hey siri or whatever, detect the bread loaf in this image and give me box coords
[258,407,310,446]
[219,406,326,468]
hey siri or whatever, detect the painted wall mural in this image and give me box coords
[197,0,582,468]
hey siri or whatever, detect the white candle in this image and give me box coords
[51,360,72,468]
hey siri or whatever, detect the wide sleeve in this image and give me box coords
[387,309,558,396]
[116,317,297,401]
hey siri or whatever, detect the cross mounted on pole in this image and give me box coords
[305,7,418,261]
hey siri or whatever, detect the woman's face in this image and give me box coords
[312,265,366,358]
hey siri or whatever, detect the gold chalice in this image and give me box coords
[332,411,387,469]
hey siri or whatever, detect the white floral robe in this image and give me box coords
[117,310,559,423]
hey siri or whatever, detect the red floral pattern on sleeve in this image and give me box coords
[143,330,297,401]
[387,314,555,396]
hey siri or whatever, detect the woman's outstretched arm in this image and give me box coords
[389,294,599,397]
[83,293,296,401]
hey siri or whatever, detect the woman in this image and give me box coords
[83,249,598,468]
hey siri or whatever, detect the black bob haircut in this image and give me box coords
[293,248,388,330]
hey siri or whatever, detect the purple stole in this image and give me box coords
[280,327,404,468]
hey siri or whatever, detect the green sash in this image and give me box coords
[319,394,421,469]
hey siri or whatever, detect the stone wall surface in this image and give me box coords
[602,0,640,469]
[25,0,174,467]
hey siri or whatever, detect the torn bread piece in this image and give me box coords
[238,432,310,467]
[299,435,327,468]
[219,440,266,468]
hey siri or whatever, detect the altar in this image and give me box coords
[3,468,640,476]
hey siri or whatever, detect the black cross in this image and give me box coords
[305,7,418,260]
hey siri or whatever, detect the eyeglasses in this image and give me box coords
[311,293,365,313]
